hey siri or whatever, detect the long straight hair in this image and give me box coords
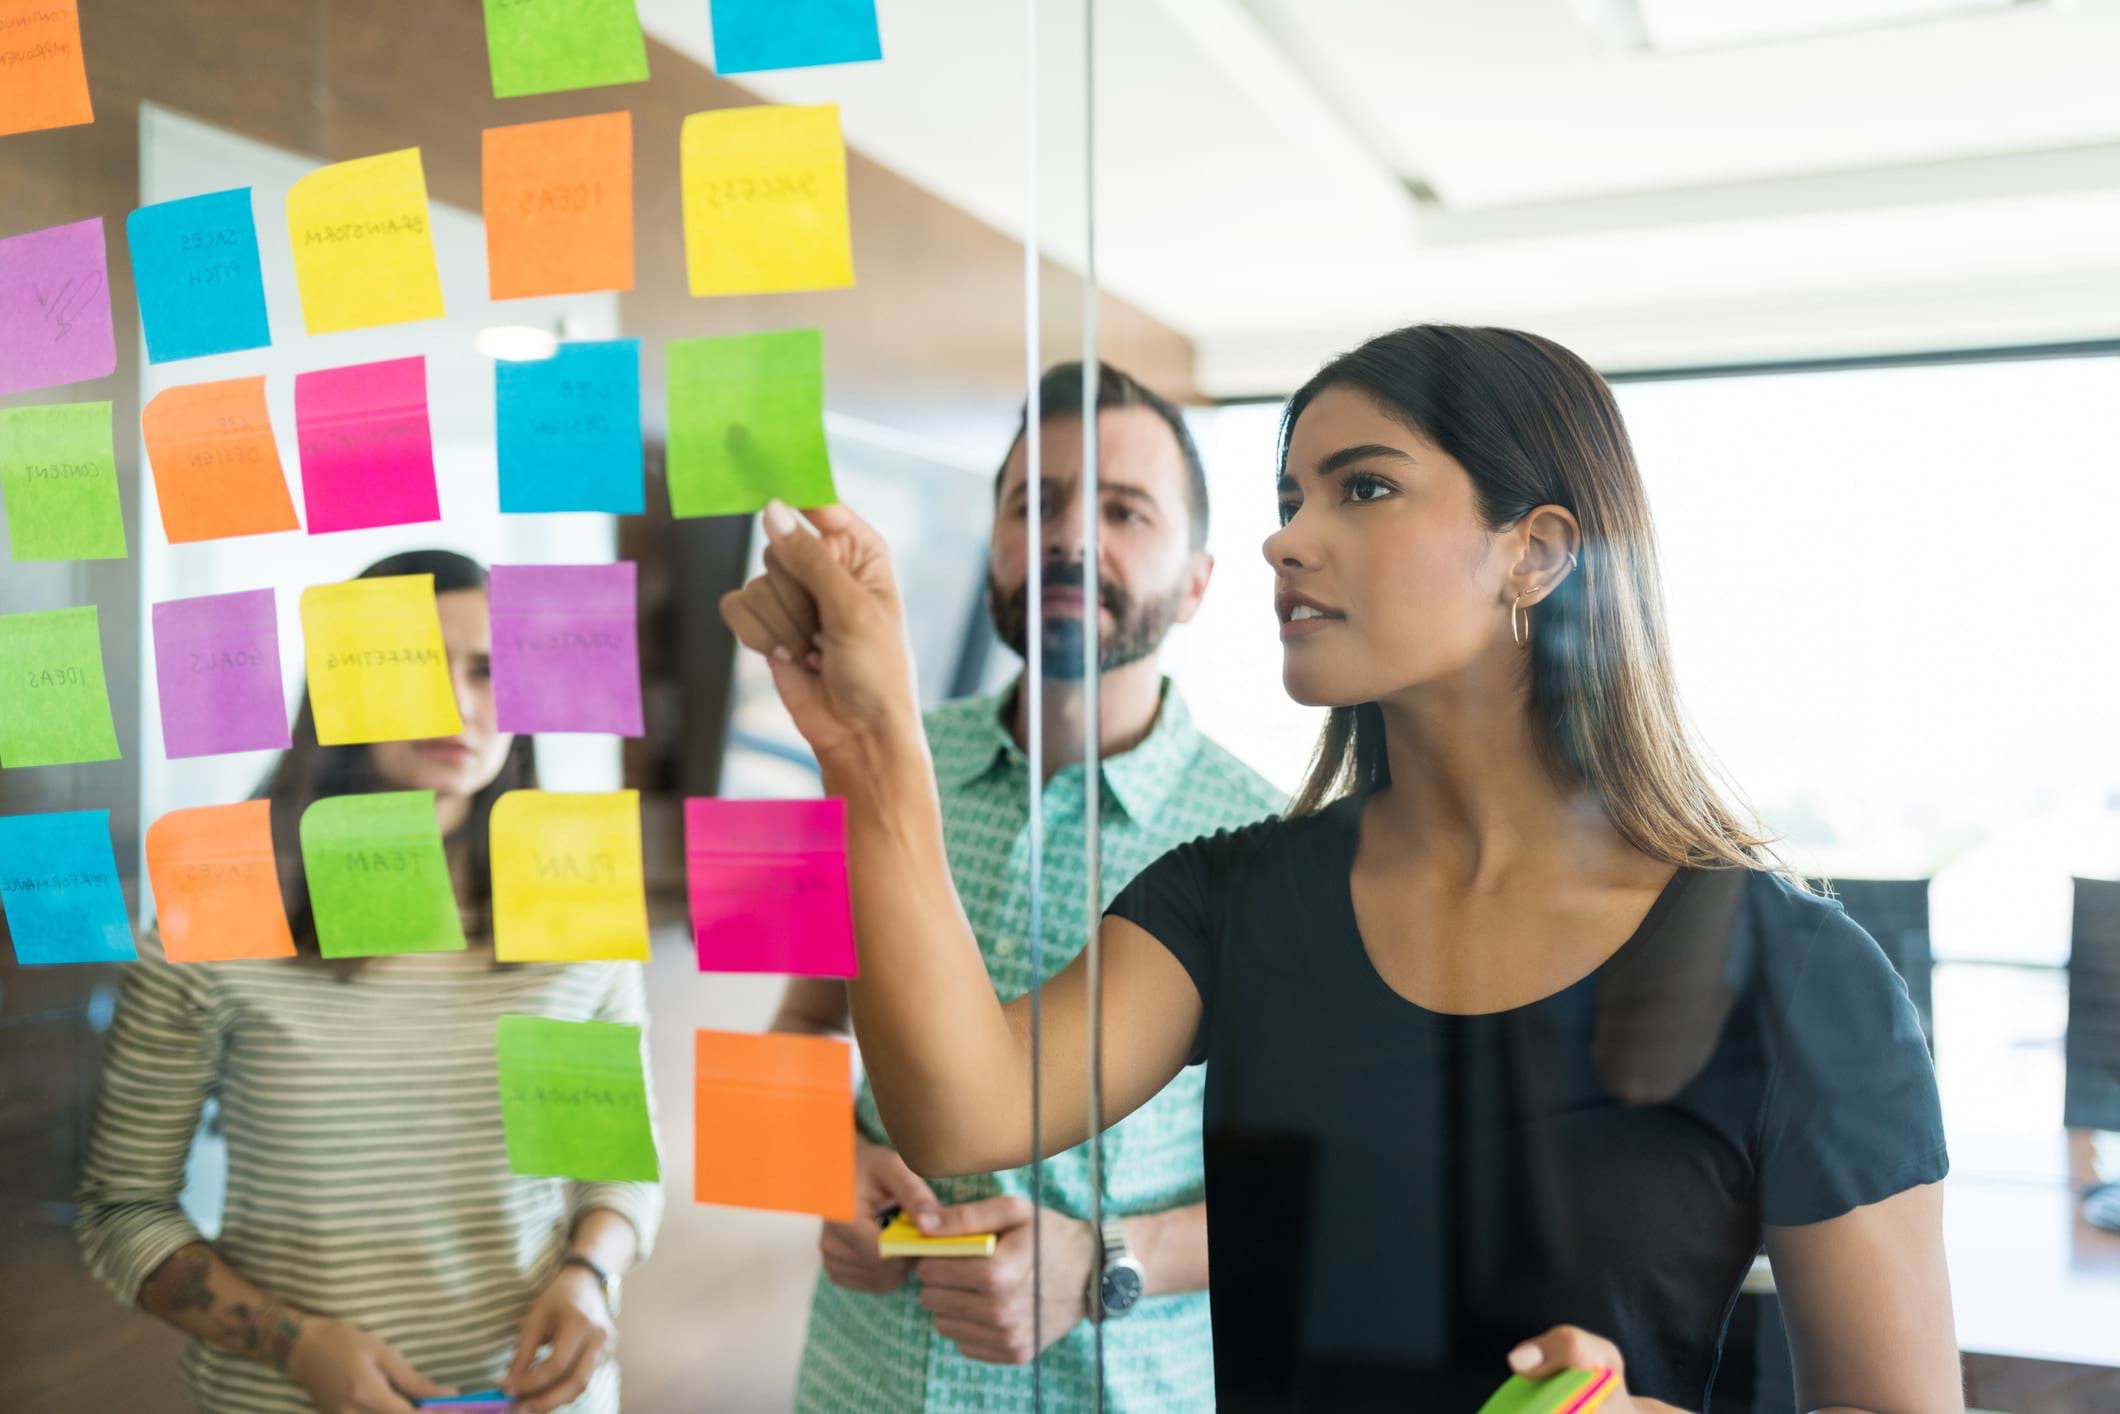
[1284,325,1783,876]
[258,550,537,966]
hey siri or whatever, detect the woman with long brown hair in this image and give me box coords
[720,326,1961,1411]
[77,550,660,1414]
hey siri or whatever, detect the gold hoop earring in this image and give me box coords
[1511,593,1528,648]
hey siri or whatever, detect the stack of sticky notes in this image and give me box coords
[1477,1367,1619,1414]
[877,1210,996,1260]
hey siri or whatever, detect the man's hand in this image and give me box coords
[1506,1326,1689,1414]
[286,1316,455,1414]
[915,1195,1099,1366]
[820,1135,942,1294]
[502,1264,616,1413]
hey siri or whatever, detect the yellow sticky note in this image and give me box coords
[286,149,447,335]
[877,1213,996,1259]
[298,574,463,746]
[491,790,650,963]
[681,104,854,297]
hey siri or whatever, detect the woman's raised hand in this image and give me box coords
[719,500,923,770]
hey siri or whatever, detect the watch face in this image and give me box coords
[1100,1262,1145,1314]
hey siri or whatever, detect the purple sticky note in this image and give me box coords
[294,355,439,534]
[685,797,855,977]
[0,218,118,397]
[489,562,644,736]
[151,588,292,759]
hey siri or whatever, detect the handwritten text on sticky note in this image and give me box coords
[152,588,290,760]
[0,400,125,561]
[496,1014,659,1182]
[681,104,854,297]
[0,810,133,966]
[489,562,643,736]
[286,149,446,335]
[496,338,644,514]
[709,0,882,75]
[666,328,836,518]
[483,0,650,100]
[145,800,297,964]
[299,790,465,959]
[694,1029,854,1220]
[142,376,301,544]
[127,189,273,364]
[298,574,463,746]
[0,217,117,397]
[294,356,439,534]
[0,0,94,137]
[685,797,855,977]
[0,605,120,768]
[491,789,649,963]
[484,111,634,300]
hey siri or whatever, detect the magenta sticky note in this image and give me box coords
[0,218,118,397]
[294,356,439,534]
[489,562,644,736]
[685,797,855,977]
[151,588,292,759]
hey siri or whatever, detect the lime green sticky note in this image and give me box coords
[483,0,651,99]
[298,791,466,959]
[0,605,121,768]
[0,402,126,561]
[496,1014,659,1182]
[1477,1367,1614,1414]
[666,328,837,519]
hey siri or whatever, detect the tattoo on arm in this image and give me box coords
[140,1242,308,1372]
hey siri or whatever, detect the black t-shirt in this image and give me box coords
[1106,795,1948,1413]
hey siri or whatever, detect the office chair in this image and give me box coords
[2066,879,2120,1233]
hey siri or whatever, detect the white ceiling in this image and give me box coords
[640,0,2120,394]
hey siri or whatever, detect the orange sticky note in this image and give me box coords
[145,800,297,963]
[694,1029,855,1221]
[142,376,301,543]
[0,1,95,138]
[483,111,634,301]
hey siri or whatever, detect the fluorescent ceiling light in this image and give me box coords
[475,325,559,362]
[1585,0,2039,52]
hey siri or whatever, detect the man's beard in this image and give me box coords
[988,561,1184,682]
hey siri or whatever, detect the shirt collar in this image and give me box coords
[932,678,1202,824]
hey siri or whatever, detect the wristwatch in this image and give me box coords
[1092,1218,1145,1322]
[560,1253,621,1315]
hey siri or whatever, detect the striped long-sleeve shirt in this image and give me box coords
[75,934,664,1413]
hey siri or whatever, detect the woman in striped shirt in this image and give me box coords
[76,550,663,1414]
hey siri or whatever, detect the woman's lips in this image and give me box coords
[1280,614,1343,642]
[412,739,474,761]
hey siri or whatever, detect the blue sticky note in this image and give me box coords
[0,810,135,966]
[710,0,881,74]
[126,189,273,364]
[496,339,645,514]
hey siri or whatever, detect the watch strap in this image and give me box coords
[559,1253,616,1312]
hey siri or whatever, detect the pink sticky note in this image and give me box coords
[151,588,291,760]
[686,797,856,977]
[293,356,439,534]
[0,218,118,397]
[490,562,644,736]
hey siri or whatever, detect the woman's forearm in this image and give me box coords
[566,1208,641,1277]
[138,1242,307,1371]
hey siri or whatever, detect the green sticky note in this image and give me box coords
[483,0,651,99]
[496,1014,659,1181]
[298,791,467,959]
[0,606,121,768]
[1477,1368,1611,1414]
[0,401,126,561]
[666,328,838,519]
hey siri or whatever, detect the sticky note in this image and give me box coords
[286,149,445,335]
[483,112,634,300]
[1477,1367,1618,1414]
[298,575,463,746]
[0,400,125,561]
[489,562,642,736]
[141,376,300,543]
[685,797,854,977]
[151,589,290,759]
[0,217,116,397]
[694,1029,854,1220]
[490,789,649,963]
[126,189,272,364]
[0,1,93,137]
[877,1213,996,1259]
[666,329,836,518]
[0,810,133,966]
[298,790,465,958]
[496,1015,658,1181]
[710,0,881,74]
[482,0,649,99]
[496,339,643,513]
[680,104,854,297]
[294,356,439,534]
[145,800,296,964]
[0,605,119,768]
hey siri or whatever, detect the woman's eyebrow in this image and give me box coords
[1318,443,1415,478]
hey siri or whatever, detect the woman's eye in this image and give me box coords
[1277,500,1300,527]
[1346,474,1393,504]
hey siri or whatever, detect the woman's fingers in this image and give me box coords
[760,541,823,647]
[518,1329,606,1413]
[720,587,810,665]
[758,499,875,624]
[513,1327,589,1401]
[1507,1324,1625,1381]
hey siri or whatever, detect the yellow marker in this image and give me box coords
[490,790,650,964]
[878,1212,997,1259]
[681,104,855,297]
[298,575,462,746]
[287,148,447,334]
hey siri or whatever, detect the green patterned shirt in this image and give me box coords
[795,681,1285,1413]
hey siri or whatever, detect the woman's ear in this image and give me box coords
[1512,506,1581,607]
